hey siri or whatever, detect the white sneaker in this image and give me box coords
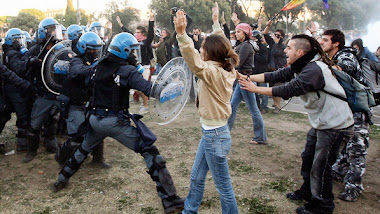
[139,106,149,114]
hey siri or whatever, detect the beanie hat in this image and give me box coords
[235,23,252,39]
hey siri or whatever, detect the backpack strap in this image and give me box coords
[321,89,348,102]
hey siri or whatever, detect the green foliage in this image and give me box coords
[0,16,11,28]
[54,0,90,27]
[101,0,140,34]
[150,0,234,32]
[9,12,40,32]
[20,9,45,20]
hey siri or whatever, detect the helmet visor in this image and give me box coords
[130,44,142,64]
[12,34,27,49]
[85,46,102,62]
[92,26,105,39]
[46,24,63,41]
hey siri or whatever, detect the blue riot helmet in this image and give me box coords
[108,32,141,63]
[76,32,103,63]
[23,31,32,43]
[32,32,37,43]
[5,28,27,50]
[38,18,63,41]
[89,21,105,39]
[81,25,89,33]
[61,24,67,40]
[66,24,84,41]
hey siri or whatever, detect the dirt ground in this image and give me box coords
[0,102,379,214]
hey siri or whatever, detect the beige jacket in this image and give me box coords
[177,23,236,126]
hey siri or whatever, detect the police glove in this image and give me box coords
[30,57,42,68]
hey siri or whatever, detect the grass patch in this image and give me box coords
[370,125,380,141]
[229,159,259,173]
[265,177,293,193]
[238,197,276,214]
[140,207,158,214]
[117,194,135,210]
[177,161,190,177]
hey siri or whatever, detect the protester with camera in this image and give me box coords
[262,20,287,114]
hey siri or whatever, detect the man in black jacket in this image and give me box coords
[262,20,287,114]
[0,61,33,152]
[252,30,269,113]
[2,28,38,151]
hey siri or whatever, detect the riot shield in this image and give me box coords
[149,57,192,125]
[41,40,76,95]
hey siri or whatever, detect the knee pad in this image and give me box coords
[146,152,177,197]
[55,138,81,165]
[59,145,89,179]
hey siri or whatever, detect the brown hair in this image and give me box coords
[136,26,147,36]
[202,34,239,71]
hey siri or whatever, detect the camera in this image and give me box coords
[250,23,258,30]
[171,7,179,15]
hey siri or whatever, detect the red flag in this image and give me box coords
[281,0,306,11]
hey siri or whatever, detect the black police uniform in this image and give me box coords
[0,62,31,140]
[56,55,109,167]
[54,54,184,213]
[2,44,34,151]
[22,40,61,162]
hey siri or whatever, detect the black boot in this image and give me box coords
[23,150,37,163]
[0,143,5,154]
[16,137,28,152]
[44,138,59,153]
[23,131,40,163]
[52,180,68,193]
[91,141,111,168]
[162,195,185,214]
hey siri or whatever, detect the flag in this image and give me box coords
[281,0,307,11]
[322,0,329,9]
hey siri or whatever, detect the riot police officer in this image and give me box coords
[56,32,110,168]
[22,18,64,163]
[2,28,37,151]
[0,61,33,152]
[89,21,105,40]
[23,31,33,49]
[52,32,184,214]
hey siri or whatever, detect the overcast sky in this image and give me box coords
[0,0,151,16]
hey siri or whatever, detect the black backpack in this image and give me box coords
[360,58,380,105]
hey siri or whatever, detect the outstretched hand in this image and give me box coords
[306,21,317,34]
[221,11,226,25]
[239,78,258,93]
[212,2,219,24]
[173,10,187,36]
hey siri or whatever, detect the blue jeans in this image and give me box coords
[256,82,268,110]
[299,127,353,213]
[182,125,238,214]
[228,83,267,143]
[155,63,162,75]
